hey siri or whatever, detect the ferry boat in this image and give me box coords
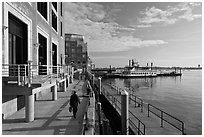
[119,59,157,77]
[119,67,157,77]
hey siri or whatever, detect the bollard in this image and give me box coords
[121,90,129,135]
[52,85,57,101]
[25,94,34,122]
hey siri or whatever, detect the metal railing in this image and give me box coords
[2,63,72,86]
[129,93,143,112]
[147,104,185,135]
[129,111,145,135]
[101,85,146,135]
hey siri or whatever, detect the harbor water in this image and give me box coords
[103,70,202,135]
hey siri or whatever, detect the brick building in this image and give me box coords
[65,34,88,70]
[2,2,66,118]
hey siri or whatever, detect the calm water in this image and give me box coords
[103,70,202,135]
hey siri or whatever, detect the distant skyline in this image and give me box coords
[64,2,202,68]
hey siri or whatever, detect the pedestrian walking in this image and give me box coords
[70,91,80,118]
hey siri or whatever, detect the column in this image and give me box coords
[121,90,129,135]
[52,85,57,101]
[64,80,67,92]
[25,94,34,122]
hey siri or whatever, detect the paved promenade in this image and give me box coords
[2,79,91,135]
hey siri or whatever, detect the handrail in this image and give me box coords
[129,111,145,135]
[2,64,72,86]
[102,85,146,135]
[129,93,143,112]
[148,104,185,135]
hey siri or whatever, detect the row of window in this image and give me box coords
[37,2,63,36]
[66,53,86,58]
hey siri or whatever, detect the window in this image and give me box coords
[52,10,57,32]
[52,2,57,11]
[60,2,63,16]
[37,2,47,20]
[60,22,63,36]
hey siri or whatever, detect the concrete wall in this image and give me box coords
[99,94,121,134]
[2,96,18,118]
[2,88,52,118]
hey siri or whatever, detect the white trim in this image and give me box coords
[36,2,49,25]
[51,2,58,16]
[37,26,50,74]
[3,2,32,64]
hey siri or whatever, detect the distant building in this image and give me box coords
[65,34,88,70]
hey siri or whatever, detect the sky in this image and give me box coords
[63,2,202,68]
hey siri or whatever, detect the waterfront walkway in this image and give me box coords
[102,84,182,135]
[2,79,93,135]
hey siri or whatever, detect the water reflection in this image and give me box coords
[123,78,157,89]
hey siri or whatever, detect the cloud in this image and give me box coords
[135,24,152,28]
[138,2,202,26]
[64,2,168,52]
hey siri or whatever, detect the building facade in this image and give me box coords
[2,2,65,75]
[65,34,88,70]
[2,2,65,118]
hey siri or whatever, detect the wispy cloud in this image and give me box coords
[64,2,168,52]
[138,2,202,26]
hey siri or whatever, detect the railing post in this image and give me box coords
[18,65,21,86]
[27,60,32,87]
[98,77,102,95]
[182,123,185,135]
[138,121,140,135]
[135,96,137,107]
[98,102,103,135]
[147,104,150,117]
[92,74,95,86]
[24,65,27,76]
[121,90,129,135]
[141,100,143,112]
[161,111,163,127]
